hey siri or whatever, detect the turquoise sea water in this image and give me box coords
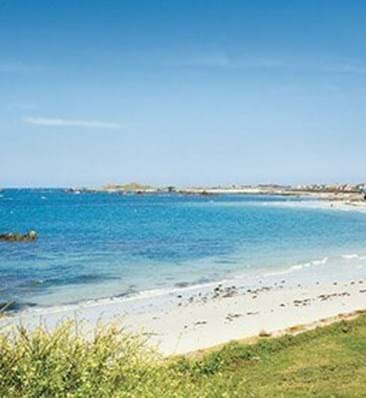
[1,189,366,309]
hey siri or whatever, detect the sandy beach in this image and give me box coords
[2,273,365,356]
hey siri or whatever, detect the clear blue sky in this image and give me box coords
[1,0,366,187]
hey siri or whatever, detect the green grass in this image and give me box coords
[1,314,366,397]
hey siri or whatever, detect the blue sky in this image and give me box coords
[1,0,366,187]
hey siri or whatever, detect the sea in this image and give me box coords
[1,189,366,310]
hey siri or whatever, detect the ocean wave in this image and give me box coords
[262,252,366,278]
[342,254,366,261]
[16,274,120,290]
[342,254,360,260]
[263,256,329,277]
[12,277,231,316]
[312,257,329,265]
[127,279,227,300]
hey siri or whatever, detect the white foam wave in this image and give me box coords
[264,257,328,277]
[312,257,329,265]
[16,279,230,317]
[342,254,360,260]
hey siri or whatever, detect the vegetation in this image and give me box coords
[1,313,366,397]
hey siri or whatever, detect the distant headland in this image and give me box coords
[65,182,366,205]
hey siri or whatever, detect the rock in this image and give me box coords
[194,320,207,326]
[0,230,38,242]
[28,230,37,240]
[226,313,242,321]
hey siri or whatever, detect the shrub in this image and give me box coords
[0,322,160,398]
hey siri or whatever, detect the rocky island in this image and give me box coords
[0,230,38,242]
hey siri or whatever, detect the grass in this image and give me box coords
[1,314,366,397]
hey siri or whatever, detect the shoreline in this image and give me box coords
[1,195,366,356]
[2,274,366,356]
[2,244,365,317]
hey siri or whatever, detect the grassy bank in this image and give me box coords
[1,313,366,397]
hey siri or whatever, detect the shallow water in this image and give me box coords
[1,189,366,308]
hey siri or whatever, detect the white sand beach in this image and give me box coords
[2,275,366,356]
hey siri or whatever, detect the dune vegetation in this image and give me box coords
[0,313,366,397]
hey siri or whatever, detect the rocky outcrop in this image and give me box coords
[0,230,37,242]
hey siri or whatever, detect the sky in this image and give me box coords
[1,0,366,187]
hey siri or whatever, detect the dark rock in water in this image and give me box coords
[0,230,37,242]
